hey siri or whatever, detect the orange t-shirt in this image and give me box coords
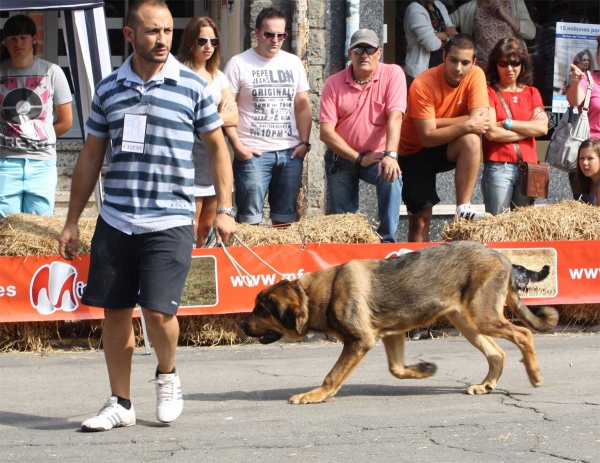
[399,64,489,155]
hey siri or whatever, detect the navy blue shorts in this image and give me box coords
[82,217,193,315]
[399,145,456,214]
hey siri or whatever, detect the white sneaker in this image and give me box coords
[81,396,136,432]
[456,203,486,221]
[150,371,183,423]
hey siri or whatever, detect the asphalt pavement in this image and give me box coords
[1,332,599,463]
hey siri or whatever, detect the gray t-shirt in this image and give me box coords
[192,70,229,187]
[0,57,72,161]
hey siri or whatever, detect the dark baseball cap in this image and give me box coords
[349,29,380,49]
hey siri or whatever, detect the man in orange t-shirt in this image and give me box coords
[399,34,490,242]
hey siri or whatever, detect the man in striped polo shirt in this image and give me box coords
[58,0,236,432]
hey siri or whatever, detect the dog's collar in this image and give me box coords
[296,280,306,295]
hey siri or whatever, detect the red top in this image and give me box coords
[483,85,544,163]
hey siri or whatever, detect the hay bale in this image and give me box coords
[0,213,96,256]
[442,201,600,242]
[443,201,599,325]
[228,213,380,246]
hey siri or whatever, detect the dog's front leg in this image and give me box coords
[289,340,374,404]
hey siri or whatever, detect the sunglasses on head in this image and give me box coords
[351,46,378,55]
[497,60,521,68]
[263,31,287,41]
[197,37,219,47]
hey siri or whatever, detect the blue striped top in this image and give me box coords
[85,54,223,234]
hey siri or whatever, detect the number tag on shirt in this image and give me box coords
[121,113,147,154]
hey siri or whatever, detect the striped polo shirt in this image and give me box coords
[85,53,223,234]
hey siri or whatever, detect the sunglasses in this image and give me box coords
[262,31,287,41]
[351,46,378,56]
[197,37,219,47]
[497,60,521,68]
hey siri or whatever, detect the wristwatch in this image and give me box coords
[503,118,513,130]
[299,141,311,151]
[216,207,236,218]
[384,150,398,160]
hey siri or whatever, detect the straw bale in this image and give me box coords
[228,213,381,246]
[442,201,600,242]
[0,213,96,257]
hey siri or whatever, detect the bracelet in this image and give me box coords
[355,153,366,170]
[503,118,513,130]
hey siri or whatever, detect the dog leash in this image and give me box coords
[219,234,291,285]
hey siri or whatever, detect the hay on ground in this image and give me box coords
[227,213,381,246]
[442,201,600,242]
[0,213,96,257]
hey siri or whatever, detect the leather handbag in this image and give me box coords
[493,86,550,199]
[545,70,593,172]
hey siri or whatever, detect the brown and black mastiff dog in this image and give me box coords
[240,241,559,404]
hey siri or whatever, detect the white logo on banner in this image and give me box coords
[29,262,81,315]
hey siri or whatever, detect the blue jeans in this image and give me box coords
[233,148,303,224]
[481,162,534,216]
[325,149,402,242]
[0,158,57,217]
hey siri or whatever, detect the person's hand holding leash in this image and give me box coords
[59,222,79,260]
[213,214,236,245]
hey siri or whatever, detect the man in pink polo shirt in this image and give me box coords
[320,29,407,242]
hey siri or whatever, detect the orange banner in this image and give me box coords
[1,241,599,323]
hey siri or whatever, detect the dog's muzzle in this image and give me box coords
[239,320,283,344]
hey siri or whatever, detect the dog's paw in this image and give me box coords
[418,362,437,375]
[289,388,329,405]
[466,382,495,395]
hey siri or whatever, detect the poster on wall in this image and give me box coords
[552,22,600,113]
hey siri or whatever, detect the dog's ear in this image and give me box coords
[268,282,309,336]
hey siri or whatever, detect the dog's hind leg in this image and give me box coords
[382,334,437,379]
[446,312,507,395]
[484,321,542,388]
[289,338,376,404]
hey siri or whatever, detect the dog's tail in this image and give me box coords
[526,264,550,283]
[505,283,559,332]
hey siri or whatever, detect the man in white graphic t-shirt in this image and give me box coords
[224,6,312,226]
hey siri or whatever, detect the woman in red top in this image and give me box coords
[481,38,548,215]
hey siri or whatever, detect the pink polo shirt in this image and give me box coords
[319,63,407,153]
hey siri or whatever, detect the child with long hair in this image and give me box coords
[574,138,600,206]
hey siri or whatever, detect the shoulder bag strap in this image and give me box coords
[493,85,525,166]
[581,70,594,113]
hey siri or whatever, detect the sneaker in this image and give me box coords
[81,396,136,432]
[456,203,486,221]
[150,371,183,423]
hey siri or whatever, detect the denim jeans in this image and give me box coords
[481,161,534,215]
[0,158,57,217]
[233,148,302,224]
[325,149,402,242]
